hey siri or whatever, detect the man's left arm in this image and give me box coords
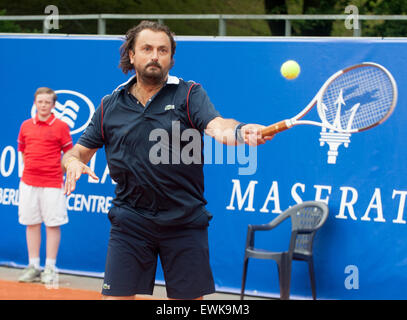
[205,117,273,146]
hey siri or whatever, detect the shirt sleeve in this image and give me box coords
[188,84,221,132]
[60,122,73,153]
[17,122,26,153]
[77,101,105,149]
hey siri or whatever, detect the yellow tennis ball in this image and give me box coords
[281,60,301,80]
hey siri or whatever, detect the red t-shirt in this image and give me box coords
[17,114,73,188]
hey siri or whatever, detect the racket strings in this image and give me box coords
[320,66,394,131]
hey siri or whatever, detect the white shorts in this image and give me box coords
[18,181,69,227]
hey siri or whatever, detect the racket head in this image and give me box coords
[316,62,397,133]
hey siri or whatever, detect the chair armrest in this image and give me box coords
[245,213,290,248]
[245,225,255,248]
[250,224,273,231]
[251,212,290,231]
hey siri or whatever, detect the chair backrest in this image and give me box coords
[286,201,329,256]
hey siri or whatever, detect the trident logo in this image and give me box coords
[319,89,361,164]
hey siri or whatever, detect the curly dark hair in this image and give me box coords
[119,20,176,74]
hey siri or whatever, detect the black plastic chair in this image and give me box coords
[240,201,329,300]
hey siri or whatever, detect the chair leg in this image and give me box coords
[278,256,292,300]
[308,258,317,300]
[240,257,249,300]
[277,262,285,300]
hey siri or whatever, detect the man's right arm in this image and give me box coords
[62,144,99,195]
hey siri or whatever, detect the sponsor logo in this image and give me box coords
[31,90,95,135]
[164,104,175,111]
[318,89,356,164]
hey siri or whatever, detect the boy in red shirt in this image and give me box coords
[17,87,73,284]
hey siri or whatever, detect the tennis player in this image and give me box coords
[17,87,73,284]
[62,21,273,300]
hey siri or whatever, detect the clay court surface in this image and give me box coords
[0,266,264,300]
[0,266,103,300]
[0,266,156,300]
[0,279,102,300]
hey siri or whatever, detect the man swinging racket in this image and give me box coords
[62,20,273,300]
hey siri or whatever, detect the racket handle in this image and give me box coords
[261,120,290,137]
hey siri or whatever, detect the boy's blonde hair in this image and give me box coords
[34,87,57,103]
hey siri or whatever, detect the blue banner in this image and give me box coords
[0,34,406,299]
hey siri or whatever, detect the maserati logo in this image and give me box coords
[31,90,95,135]
[318,88,357,164]
[319,128,351,164]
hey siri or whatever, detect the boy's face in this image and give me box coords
[35,93,55,120]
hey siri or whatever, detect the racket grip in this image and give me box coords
[261,120,290,137]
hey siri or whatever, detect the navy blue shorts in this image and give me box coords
[102,206,215,299]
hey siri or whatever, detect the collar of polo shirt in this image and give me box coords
[33,112,56,125]
[114,75,180,93]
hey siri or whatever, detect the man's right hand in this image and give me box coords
[64,157,99,195]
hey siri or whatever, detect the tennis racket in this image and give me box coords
[261,62,398,137]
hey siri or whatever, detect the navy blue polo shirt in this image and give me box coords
[78,75,220,226]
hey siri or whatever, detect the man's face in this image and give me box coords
[35,93,55,119]
[130,29,173,84]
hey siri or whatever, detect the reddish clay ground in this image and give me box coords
[0,279,102,300]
